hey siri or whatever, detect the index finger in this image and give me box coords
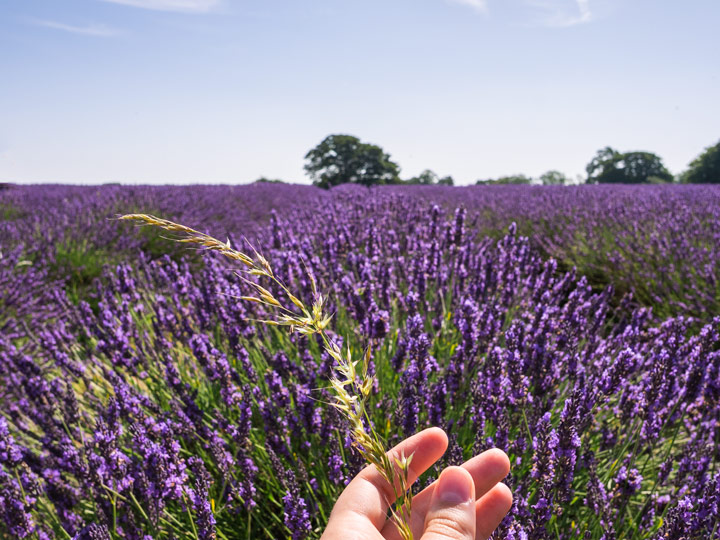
[325,427,449,532]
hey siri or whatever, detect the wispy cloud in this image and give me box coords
[569,0,592,25]
[447,0,488,13]
[526,0,593,27]
[31,20,120,37]
[99,0,221,13]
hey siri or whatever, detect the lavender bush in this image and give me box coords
[1,183,719,539]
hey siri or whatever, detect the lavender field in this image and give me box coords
[1,183,719,539]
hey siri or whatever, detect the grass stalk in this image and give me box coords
[119,213,416,540]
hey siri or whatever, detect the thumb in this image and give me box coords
[421,466,476,540]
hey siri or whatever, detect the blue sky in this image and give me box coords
[1,0,718,185]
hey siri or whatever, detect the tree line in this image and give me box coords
[294,134,720,188]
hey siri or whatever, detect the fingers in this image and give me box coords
[381,448,511,540]
[461,449,511,499]
[326,427,449,531]
[421,467,476,540]
[474,483,513,540]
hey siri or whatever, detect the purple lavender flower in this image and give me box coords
[281,471,311,540]
[72,523,112,540]
[188,457,217,540]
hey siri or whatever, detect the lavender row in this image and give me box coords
[3,183,720,321]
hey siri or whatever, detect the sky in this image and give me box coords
[0,0,718,185]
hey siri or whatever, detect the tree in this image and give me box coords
[681,140,720,184]
[539,170,569,185]
[476,174,532,185]
[404,170,455,186]
[254,176,285,184]
[586,146,672,184]
[406,169,438,185]
[585,146,621,182]
[304,134,400,188]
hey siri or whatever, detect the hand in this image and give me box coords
[320,427,513,540]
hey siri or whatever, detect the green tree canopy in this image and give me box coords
[304,134,400,188]
[539,170,569,185]
[681,140,720,184]
[253,176,285,184]
[405,169,438,185]
[404,170,454,185]
[586,146,673,184]
[476,174,532,185]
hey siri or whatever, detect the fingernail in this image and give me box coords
[436,467,473,505]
